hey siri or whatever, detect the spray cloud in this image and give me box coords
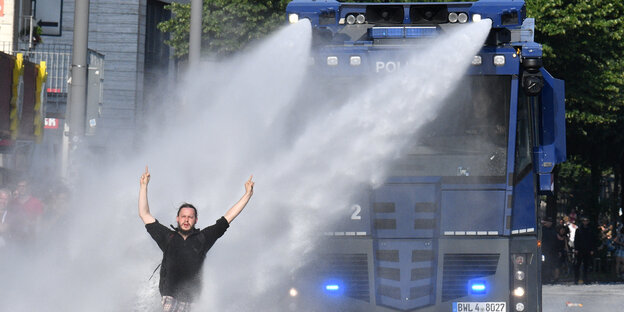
[0,18,492,311]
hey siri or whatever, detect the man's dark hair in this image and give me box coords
[177,203,197,218]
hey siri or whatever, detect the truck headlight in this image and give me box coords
[458,12,468,23]
[473,14,482,22]
[356,14,366,24]
[513,287,525,297]
[346,14,356,25]
[289,287,298,297]
[349,56,361,66]
[327,56,338,66]
[494,55,506,66]
[289,14,299,24]
[448,12,458,23]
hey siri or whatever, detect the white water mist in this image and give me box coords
[0,18,492,312]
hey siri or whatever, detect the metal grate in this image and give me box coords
[379,284,402,300]
[378,267,401,281]
[377,250,400,262]
[375,218,397,230]
[322,253,370,302]
[374,202,396,213]
[411,267,430,281]
[376,245,436,310]
[441,253,500,302]
[412,250,434,262]
[410,285,432,300]
[373,199,437,237]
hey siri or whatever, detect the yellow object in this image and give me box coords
[34,61,47,143]
[9,53,24,139]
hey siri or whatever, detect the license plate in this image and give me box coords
[453,302,506,312]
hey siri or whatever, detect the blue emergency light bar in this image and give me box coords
[405,26,438,38]
[325,284,340,291]
[323,279,345,295]
[369,26,438,39]
[370,27,404,39]
[470,281,488,295]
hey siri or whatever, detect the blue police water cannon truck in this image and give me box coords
[285,0,565,311]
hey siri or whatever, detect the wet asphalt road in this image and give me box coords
[542,284,624,311]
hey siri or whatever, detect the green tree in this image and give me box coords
[526,0,624,220]
[158,0,289,58]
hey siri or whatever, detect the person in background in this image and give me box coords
[9,179,44,243]
[541,216,558,283]
[566,215,578,251]
[0,188,11,249]
[42,185,71,233]
[613,226,624,279]
[553,224,570,282]
[139,166,254,312]
[569,209,577,225]
[573,216,597,284]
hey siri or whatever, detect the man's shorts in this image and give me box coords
[162,296,192,312]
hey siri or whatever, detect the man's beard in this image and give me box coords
[179,228,192,235]
[178,223,194,235]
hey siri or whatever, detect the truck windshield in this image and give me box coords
[391,76,510,177]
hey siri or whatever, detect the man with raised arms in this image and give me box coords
[139,166,254,312]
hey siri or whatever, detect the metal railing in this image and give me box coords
[0,42,105,95]
[0,42,72,94]
[24,44,72,94]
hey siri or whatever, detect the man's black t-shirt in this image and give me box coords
[146,217,229,302]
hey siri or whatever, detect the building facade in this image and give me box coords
[37,0,175,148]
[0,0,176,182]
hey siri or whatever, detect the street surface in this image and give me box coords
[542,284,624,311]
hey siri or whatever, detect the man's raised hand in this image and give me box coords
[224,175,255,223]
[245,175,254,196]
[140,166,151,186]
[138,165,155,224]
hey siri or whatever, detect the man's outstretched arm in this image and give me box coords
[139,166,156,224]
[224,175,254,224]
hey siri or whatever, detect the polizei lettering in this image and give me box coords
[375,61,409,73]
